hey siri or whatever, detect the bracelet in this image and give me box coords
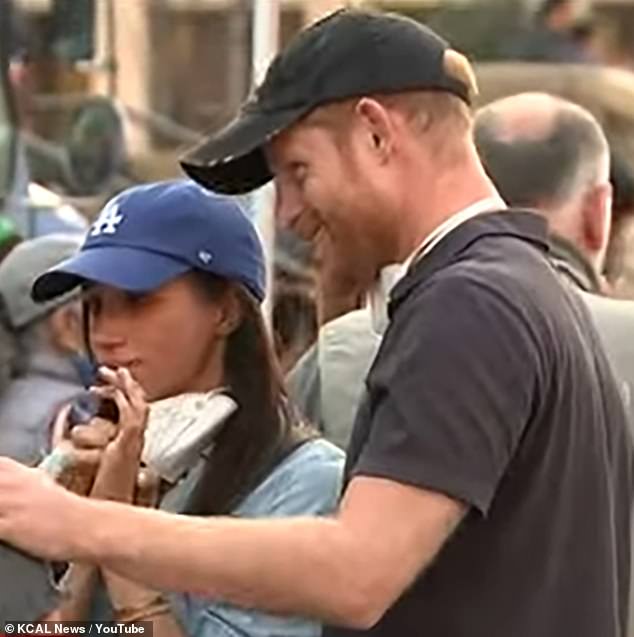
[115,597,171,623]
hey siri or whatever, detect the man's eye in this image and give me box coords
[291,163,307,184]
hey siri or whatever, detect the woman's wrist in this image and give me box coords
[105,567,166,619]
[114,595,170,623]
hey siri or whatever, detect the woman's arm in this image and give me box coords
[55,564,100,621]
[84,369,185,637]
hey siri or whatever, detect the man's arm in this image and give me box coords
[77,476,464,629]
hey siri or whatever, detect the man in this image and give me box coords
[0,10,630,637]
[475,93,610,292]
[0,234,86,465]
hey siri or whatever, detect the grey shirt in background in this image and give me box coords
[288,309,380,450]
[0,545,58,623]
[0,352,80,621]
[0,350,83,465]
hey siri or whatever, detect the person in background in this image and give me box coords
[0,11,630,637]
[475,93,610,293]
[0,234,86,465]
[288,307,379,450]
[606,151,634,295]
[0,216,22,391]
[0,216,21,265]
[272,228,318,373]
[503,0,595,63]
[0,234,71,627]
[611,219,634,300]
[0,219,60,627]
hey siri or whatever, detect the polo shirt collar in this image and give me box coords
[368,198,505,334]
[389,210,550,317]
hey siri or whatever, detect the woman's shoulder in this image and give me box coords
[234,438,345,518]
[285,436,345,467]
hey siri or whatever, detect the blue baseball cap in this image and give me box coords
[31,180,266,303]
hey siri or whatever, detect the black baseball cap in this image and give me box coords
[180,9,471,195]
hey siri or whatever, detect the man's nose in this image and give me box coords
[274,179,302,229]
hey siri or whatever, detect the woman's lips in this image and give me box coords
[101,359,139,371]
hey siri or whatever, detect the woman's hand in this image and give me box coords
[92,370,164,619]
[90,366,149,502]
[44,366,148,500]
[44,405,117,495]
[0,368,150,561]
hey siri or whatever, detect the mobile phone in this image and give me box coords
[67,391,120,428]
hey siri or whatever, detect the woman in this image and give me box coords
[34,180,344,635]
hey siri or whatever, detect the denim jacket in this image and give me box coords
[91,438,344,636]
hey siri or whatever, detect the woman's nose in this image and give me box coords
[89,308,128,353]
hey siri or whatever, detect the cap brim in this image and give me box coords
[32,246,191,303]
[180,104,309,195]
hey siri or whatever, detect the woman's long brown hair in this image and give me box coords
[184,271,314,516]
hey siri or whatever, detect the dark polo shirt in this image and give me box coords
[325,211,632,637]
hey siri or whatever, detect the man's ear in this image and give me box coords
[582,181,612,256]
[213,288,244,337]
[354,98,396,163]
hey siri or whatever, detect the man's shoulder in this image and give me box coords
[404,253,543,324]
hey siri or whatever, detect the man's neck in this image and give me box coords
[396,155,503,263]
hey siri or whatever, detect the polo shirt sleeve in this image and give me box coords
[351,273,541,515]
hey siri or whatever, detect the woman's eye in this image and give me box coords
[124,291,150,305]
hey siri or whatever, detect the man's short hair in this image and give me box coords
[474,94,609,209]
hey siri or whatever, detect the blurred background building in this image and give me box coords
[4,0,634,192]
[4,0,634,193]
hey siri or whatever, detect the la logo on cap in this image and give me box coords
[198,250,213,264]
[91,201,124,237]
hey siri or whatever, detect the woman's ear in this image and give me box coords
[213,287,244,337]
